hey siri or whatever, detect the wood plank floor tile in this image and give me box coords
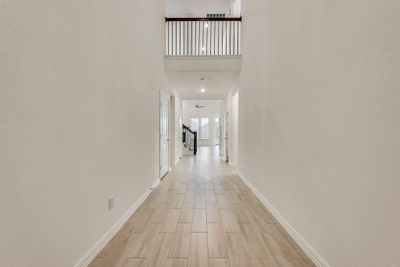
[121,258,146,267]
[151,203,171,223]
[207,223,228,258]
[216,194,230,208]
[189,233,208,267]
[244,208,276,233]
[260,231,305,261]
[220,209,240,232]
[230,203,249,223]
[160,209,181,232]
[145,233,174,267]
[224,233,252,267]
[239,223,271,258]
[195,194,206,208]
[169,223,192,258]
[170,194,185,209]
[297,258,317,267]
[251,258,275,267]
[166,259,188,267]
[184,191,196,203]
[209,258,230,267]
[206,182,214,191]
[206,203,221,223]
[87,258,105,267]
[89,147,315,267]
[192,209,207,232]
[124,223,161,258]
[205,191,217,203]
[178,204,194,223]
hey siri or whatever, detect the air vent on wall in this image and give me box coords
[206,13,226,18]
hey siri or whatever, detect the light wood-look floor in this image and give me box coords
[89,147,315,267]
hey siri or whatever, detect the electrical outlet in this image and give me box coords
[108,197,114,210]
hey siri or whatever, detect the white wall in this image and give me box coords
[166,0,231,17]
[183,100,221,147]
[230,0,241,17]
[0,0,167,266]
[239,1,400,266]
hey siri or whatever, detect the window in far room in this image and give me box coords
[190,118,199,133]
[200,118,209,139]
[190,117,209,139]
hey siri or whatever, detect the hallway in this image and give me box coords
[89,147,315,267]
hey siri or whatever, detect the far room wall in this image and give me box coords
[183,100,221,147]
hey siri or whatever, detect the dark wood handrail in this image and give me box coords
[183,124,196,134]
[166,17,242,22]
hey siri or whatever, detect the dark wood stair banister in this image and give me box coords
[182,124,197,155]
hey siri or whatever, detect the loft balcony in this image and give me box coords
[165,17,241,56]
[165,17,242,71]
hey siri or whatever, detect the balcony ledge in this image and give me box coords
[164,55,242,72]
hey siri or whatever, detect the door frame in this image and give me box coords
[159,90,170,179]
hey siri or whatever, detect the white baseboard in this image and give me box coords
[74,178,161,267]
[151,178,160,189]
[237,172,329,267]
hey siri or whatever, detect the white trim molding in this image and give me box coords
[237,172,330,267]
[74,178,161,267]
[229,161,238,167]
[150,178,161,190]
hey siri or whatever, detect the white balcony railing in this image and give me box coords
[165,17,241,56]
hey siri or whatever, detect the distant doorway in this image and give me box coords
[215,117,220,145]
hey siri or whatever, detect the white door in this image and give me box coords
[179,116,183,158]
[215,117,220,145]
[219,116,224,156]
[224,112,229,163]
[160,92,169,178]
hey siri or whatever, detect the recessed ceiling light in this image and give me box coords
[201,88,205,93]
[201,47,206,51]
[205,23,209,28]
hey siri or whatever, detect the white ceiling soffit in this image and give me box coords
[168,71,239,100]
[165,56,242,72]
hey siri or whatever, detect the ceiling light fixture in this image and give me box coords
[201,88,205,93]
[205,23,209,28]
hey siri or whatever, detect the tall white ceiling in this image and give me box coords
[168,71,239,100]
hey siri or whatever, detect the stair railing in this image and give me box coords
[165,17,242,56]
[182,124,197,155]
